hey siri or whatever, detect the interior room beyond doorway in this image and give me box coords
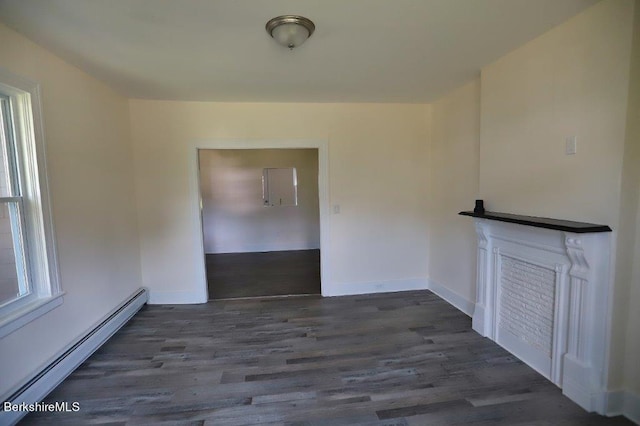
[198,148,321,299]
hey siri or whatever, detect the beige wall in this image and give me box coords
[428,79,480,303]
[0,24,141,396]
[628,195,640,395]
[199,149,320,253]
[621,0,640,396]
[129,101,430,300]
[478,0,635,391]
[479,0,632,226]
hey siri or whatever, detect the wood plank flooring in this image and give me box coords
[23,291,631,425]
[206,250,321,299]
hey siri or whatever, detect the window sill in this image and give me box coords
[0,293,65,339]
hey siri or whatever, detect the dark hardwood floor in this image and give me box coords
[206,249,321,299]
[24,290,631,425]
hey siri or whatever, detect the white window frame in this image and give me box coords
[0,68,62,338]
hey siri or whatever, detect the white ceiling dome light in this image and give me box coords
[266,15,315,50]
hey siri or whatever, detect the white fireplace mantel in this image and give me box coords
[464,211,612,414]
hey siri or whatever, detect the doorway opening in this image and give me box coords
[198,148,321,300]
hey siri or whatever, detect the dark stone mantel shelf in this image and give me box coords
[459,211,612,233]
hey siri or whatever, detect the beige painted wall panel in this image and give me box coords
[628,194,640,395]
[0,23,141,396]
[129,102,430,298]
[199,149,320,253]
[621,0,640,395]
[479,0,633,227]
[429,79,480,302]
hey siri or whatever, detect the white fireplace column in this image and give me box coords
[469,215,612,414]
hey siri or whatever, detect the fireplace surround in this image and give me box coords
[460,210,613,414]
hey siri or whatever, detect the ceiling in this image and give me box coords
[0,0,599,103]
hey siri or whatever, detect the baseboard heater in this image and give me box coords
[1,287,148,426]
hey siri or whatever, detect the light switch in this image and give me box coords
[333,204,340,214]
[565,136,577,155]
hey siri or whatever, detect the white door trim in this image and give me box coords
[188,139,330,300]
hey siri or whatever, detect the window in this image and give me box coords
[0,69,61,338]
[262,167,298,206]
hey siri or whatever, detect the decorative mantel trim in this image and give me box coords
[460,210,612,233]
[468,218,612,415]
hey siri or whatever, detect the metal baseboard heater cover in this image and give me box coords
[1,288,148,426]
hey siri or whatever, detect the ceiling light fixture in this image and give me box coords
[265,15,315,50]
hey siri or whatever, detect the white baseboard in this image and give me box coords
[624,391,640,424]
[605,389,640,424]
[1,288,148,426]
[561,355,594,412]
[426,279,475,317]
[605,390,626,416]
[323,278,428,297]
[147,290,207,304]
